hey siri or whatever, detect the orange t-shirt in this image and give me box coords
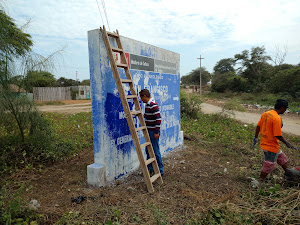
[257,110,282,153]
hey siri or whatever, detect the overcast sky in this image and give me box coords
[4,0,300,81]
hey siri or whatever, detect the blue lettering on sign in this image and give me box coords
[102,70,181,156]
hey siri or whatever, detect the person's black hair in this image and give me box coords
[275,103,283,109]
[274,99,289,109]
[139,89,150,97]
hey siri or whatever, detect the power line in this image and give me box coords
[101,0,110,31]
[95,0,105,26]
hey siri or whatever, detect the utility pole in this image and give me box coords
[197,55,204,96]
[76,71,78,81]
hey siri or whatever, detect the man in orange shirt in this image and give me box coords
[253,99,297,181]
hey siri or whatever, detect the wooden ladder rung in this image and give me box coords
[112,47,123,53]
[140,142,151,149]
[126,95,137,99]
[145,158,155,166]
[121,79,132,83]
[131,110,142,116]
[116,63,128,68]
[150,174,161,183]
[107,31,119,38]
[135,126,146,132]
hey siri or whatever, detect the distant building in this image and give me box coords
[33,86,91,101]
[71,86,91,100]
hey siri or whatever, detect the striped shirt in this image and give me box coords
[144,98,161,134]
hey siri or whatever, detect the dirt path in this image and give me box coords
[37,100,300,136]
[201,103,300,136]
[38,103,92,114]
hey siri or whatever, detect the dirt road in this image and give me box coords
[38,102,92,114]
[201,103,300,136]
[37,101,299,136]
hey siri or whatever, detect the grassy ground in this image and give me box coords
[1,96,300,224]
[34,101,66,106]
[205,91,300,113]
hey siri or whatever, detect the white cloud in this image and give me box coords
[4,0,300,78]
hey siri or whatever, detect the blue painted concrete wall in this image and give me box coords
[87,29,183,182]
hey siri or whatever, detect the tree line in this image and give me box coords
[181,46,300,99]
[12,71,90,92]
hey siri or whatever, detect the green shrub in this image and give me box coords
[269,67,300,98]
[211,72,247,93]
[222,99,245,112]
[0,185,46,224]
[0,111,93,175]
[180,91,202,119]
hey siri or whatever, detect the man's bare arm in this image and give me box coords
[275,136,296,149]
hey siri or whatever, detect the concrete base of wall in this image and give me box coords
[87,163,107,187]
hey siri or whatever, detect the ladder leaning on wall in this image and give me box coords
[100,25,163,193]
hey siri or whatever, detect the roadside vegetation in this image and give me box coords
[181,46,300,113]
[205,91,300,113]
[180,92,300,224]
[1,92,299,224]
[0,112,93,175]
[0,112,93,224]
[34,101,66,106]
[1,3,299,224]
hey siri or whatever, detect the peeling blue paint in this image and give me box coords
[88,29,183,182]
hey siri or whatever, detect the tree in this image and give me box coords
[234,46,271,83]
[181,67,211,86]
[24,70,56,92]
[213,58,235,75]
[269,66,300,98]
[0,4,63,154]
[0,7,34,142]
[211,72,247,93]
[270,44,288,71]
[56,77,80,87]
[81,79,90,86]
[0,9,32,60]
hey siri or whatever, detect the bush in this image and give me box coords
[222,99,245,112]
[180,91,202,119]
[0,184,46,224]
[269,67,300,98]
[211,72,247,93]
[0,95,93,175]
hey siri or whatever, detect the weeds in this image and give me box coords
[34,101,65,106]
[0,184,46,224]
[0,112,93,176]
[180,91,202,119]
[1,93,299,224]
[206,91,300,113]
[181,92,300,224]
[222,99,245,112]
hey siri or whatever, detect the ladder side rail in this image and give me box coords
[137,114,163,184]
[122,70,162,184]
[115,30,134,82]
[114,33,162,184]
[100,28,131,120]
[100,27,156,192]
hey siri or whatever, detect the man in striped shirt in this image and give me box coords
[139,89,164,175]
